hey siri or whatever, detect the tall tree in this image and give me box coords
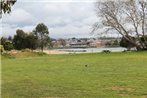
[13,29,27,50]
[93,0,147,50]
[33,23,49,52]
[0,0,17,18]
[26,33,38,50]
[13,29,38,50]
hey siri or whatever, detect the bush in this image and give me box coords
[120,36,135,50]
[2,53,15,59]
[102,50,111,53]
[3,41,14,51]
[0,45,5,53]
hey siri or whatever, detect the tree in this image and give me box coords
[0,45,4,52]
[93,0,147,50]
[8,36,13,41]
[13,29,27,50]
[47,37,53,48]
[0,37,7,45]
[58,39,66,47]
[113,40,119,46]
[120,36,135,50]
[26,33,38,50]
[3,41,14,51]
[0,0,17,18]
[13,29,38,50]
[33,23,49,52]
[0,37,13,51]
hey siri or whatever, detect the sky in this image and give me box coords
[1,0,100,39]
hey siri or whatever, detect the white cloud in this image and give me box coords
[1,24,35,37]
[82,16,99,26]
[2,9,35,25]
[50,24,94,38]
[1,1,98,38]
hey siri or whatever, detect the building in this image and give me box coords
[69,42,89,48]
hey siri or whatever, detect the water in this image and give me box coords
[55,47,127,53]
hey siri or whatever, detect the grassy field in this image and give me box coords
[1,52,147,98]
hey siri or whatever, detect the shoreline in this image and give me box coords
[43,50,69,54]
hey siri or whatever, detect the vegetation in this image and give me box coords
[1,50,47,59]
[0,0,17,18]
[0,45,4,52]
[0,23,50,52]
[120,36,136,50]
[93,0,147,50]
[105,39,120,47]
[2,52,147,98]
[13,29,38,50]
[1,37,14,51]
[33,23,50,52]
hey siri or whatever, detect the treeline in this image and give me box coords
[0,23,51,52]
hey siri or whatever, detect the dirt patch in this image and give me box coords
[41,50,69,54]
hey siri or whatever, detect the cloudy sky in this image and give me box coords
[1,0,100,38]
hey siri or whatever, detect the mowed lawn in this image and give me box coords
[2,52,147,98]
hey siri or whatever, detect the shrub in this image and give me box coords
[102,50,111,53]
[2,53,15,59]
[3,41,14,51]
[0,45,5,53]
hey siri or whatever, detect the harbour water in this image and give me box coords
[55,47,127,53]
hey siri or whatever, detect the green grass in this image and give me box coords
[1,52,147,98]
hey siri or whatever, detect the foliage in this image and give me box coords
[1,52,15,59]
[1,37,13,51]
[0,0,17,18]
[105,41,111,46]
[113,40,119,46]
[102,50,111,53]
[93,0,147,50]
[1,37,6,45]
[1,51,47,59]
[13,29,27,50]
[25,33,38,50]
[120,36,135,50]
[3,41,14,51]
[0,45,4,52]
[33,23,49,51]
[141,35,147,43]
[13,29,38,50]
[48,38,53,48]
[105,40,120,47]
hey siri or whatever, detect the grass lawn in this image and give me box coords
[1,52,147,98]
